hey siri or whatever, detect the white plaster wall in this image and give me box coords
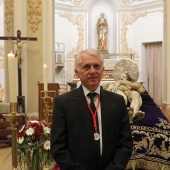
[126,10,163,50]
[65,59,75,82]
[55,11,79,57]
[55,11,80,83]
[126,10,163,88]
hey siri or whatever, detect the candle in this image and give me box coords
[8,51,17,103]
[43,64,47,91]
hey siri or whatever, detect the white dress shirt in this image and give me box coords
[82,85,103,155]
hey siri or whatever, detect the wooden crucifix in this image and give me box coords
[0,30,37,114]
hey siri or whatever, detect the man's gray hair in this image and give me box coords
[74,49,104,70]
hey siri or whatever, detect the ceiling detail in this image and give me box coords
[56,0,82,5]
[55,0,163,12]
[123,0,152,5]
[70,0,82,5]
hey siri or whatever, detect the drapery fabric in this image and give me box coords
[146,42,162,106]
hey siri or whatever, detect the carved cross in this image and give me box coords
[0,30,37,96]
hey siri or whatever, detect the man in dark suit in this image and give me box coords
[51,49,133,170]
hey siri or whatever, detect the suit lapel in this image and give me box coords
[100,88,111,155]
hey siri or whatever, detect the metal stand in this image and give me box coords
[2,103,24,170]
[41,91,53,124]
[17,96,25,113]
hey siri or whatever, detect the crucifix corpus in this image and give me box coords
[0,30,37,114]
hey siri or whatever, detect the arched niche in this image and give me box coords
[87,0,117,53]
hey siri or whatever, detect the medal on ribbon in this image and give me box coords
[86,94,100,141]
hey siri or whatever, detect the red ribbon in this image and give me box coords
[86,96,100,132]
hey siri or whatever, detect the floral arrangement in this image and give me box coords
[17,120,54,170]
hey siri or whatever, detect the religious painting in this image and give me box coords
[55,42,65,64]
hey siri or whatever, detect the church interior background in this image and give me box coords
[1,0,169,116]
[0,0,170,169]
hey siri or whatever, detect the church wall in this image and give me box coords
[26,0,55,114]
[3,0,55,114]
[0,1,4,101]
[55,0,118,84]
[55,11,80,55]
[26,1,43,114]
[1,0,165,114]
[123,9,163,84]
[55,1,163,86]
[55,10,85,84]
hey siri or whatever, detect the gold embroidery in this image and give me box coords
[127,119,170,169]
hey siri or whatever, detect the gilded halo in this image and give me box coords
[113,59,139,82]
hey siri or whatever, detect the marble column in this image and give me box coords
[162,0,170,116]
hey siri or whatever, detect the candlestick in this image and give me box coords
[41,92,53,125]
[8,51,17,103]
[43,64,47,91]
[3,103,24,170]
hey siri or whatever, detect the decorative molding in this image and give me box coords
[120,11,148,57]
[0,45,4,69]
[123,0,133,4]
[55,0,162,12]
[70,0,82,5]
[104,61,117,70]
[58,12,84,58]
[27,0,42,33]
[57,0,82,5]
[0,46,4,69]
[5,0,13,33]
[0,59,4,69]
[0,45,4,57]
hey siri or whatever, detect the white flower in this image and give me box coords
[18,137,24,144]
[26,127,34,136]
[43,140,50,150]
[30,120,39,124]
[43,127,50,134]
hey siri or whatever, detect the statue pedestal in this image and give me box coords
[100,50,109,58]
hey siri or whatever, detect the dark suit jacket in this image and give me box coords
[51,85,133,170]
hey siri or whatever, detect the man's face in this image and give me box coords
[75,52,104,91]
